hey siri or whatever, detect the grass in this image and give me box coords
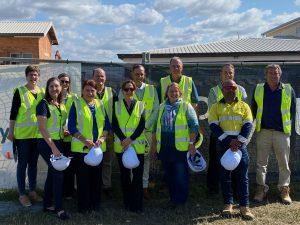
[1,176,300,225]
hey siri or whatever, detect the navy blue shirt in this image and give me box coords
[252,82,296,132]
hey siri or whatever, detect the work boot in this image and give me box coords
[221,204,232,218]
[280,186,292,205]
[253,185,267,202]
[143,188,150,200]
[240,207,254,220]
[19,195,32,207]
[29,191,43,202]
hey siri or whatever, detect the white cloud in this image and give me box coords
[0,0,34,19]
[295,0,300,6]
[136,8,164,25]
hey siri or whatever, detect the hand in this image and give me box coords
[121,138,132,150]
[51,145,61,157]
[7,131,15,142]
[229,139,241,151]
[84,139,95,149]
[188,143,196,155]
[95,136,106,147]
[64,129,70,136]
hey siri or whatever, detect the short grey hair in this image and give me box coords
[264,64,282,76]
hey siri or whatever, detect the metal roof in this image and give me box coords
[118,38,300,59]
[262,17,300,36]
[0,21,58,45]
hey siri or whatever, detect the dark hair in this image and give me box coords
[44,77,63,104]
[58,73,71,92]
[132,64,144,71]
[121,80,136,91]
[164,82,182,100]
[82,79,97,90]
[25,65,40,77]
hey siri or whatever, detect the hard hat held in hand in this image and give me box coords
[220,148,242,171]
[187,150,206,172]
[122,146,140,169]
[50,154,71,171]
[84,146,103,166]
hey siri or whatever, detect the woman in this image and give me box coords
[36,77,69,220]
[152,82,199,209]
[58,73,77,199]
[68,79,110,213]
[7,65,44,207]
[112,80,145,213]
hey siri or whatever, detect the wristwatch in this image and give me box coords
[189,141,194,145]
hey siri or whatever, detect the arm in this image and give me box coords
[8,89,21,141]
[186,103,199,155]
[251,88,258,118]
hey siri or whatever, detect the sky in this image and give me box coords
[1,0,300,62]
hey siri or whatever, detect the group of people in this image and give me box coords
[7,57,296,221]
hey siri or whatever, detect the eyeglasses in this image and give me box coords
[123,88,134,92]
[60,80,70,84]
[224,86,237,91]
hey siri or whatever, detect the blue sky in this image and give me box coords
[1,0,300,61]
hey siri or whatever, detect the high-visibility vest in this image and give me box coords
[114,100,145,154]
[96,87,113,123]
[156,101,190,152]
[63,93,78,142]
[14,86,44,139]
[160,75,192,103]
[71,97,106,153]
[254,83,292,135]
[37,100,67,140]
[211,85,243,103]
[134,84,155,123]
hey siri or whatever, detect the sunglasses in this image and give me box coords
[60,80,70,84]
[224,86,237,91]
[123,88,134,92]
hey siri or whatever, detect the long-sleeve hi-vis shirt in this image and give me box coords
[208,98,253,146]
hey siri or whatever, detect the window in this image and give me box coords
[9,53,32,64]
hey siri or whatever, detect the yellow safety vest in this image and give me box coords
[114,100,145,154]
[156,101,190,152]
[63,93,78,142]
[96,87,113,123]
[37,100,67,140]
[160,75,192,103]
[254,83,292,135]
[71,97,106,153]
[14,86,44,139]
[211,85,243,103]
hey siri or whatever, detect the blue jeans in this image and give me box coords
[38,139,64,211]
[216,142,249,207]
[16,139,39,196]
[162,160,189,205]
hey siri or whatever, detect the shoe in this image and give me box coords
[253,185,268,203]
[29,191,43,202]
[19,195,32,207]
[57,210,70,220]
[280,186,292,205]
[221,204,232,218]
[143,188,150,200]
[240,207,254,220]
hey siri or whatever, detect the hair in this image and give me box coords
[164,82,182,100]
[132,64,144,71]
[92,67,105,77]
[82,79,97,90]
[169,56,182,65]
[25,65,40,77]
[121,80,136,91]
[264,64,282,76]
[221,64,235,71]
[44,77,63,104]
[58,73,71,92]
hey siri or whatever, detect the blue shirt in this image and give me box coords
[251,82,296,132]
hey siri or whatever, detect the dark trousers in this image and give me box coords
[206,134,219,193]
[16,138,39,196]
[62,141,75,198]
[216,142,250,207]
[73,152,102,213]
[116,153,144,212]
[37,139,64,211]
[162,160,189,204]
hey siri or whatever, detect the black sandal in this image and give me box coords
[57,210,69,220]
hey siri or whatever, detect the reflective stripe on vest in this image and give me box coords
[160,75,192,103]
[156,101,189,152]
[15,86,44,139]
[114,100,145,154]
[254,83,292,135]
[71,98,106,153]
[101,87,113,123]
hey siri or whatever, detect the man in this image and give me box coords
[207,64,247,195]
[208,79,254,220]
[93,67,117,197]
[158,56,200,106]
[119,64,159,200]
[252,64,296,204]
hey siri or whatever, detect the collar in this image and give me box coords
[170,74,182,83]
[137,82,146,89]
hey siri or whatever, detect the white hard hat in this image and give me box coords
[50,154,71,171]
[122,146,140,169]
[84,146,103,166]
[220,148,242,171]
[187,150,206,172]
[1,142,13,160]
